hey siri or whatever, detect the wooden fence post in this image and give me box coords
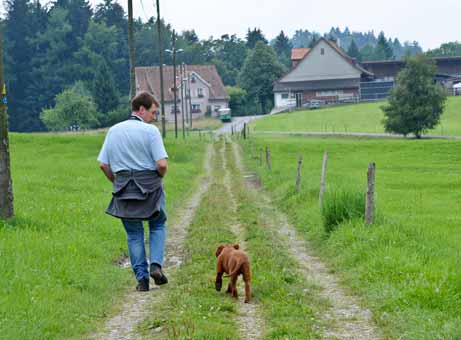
[266,146,271,171]
[243,123,246,139]
[365,162,376,225]
[231,125,234,135]
[319,151,328,209]
[296,154,302,192]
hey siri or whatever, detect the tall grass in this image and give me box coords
[321,187,365,233]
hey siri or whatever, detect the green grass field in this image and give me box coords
[242,135,461,339]
[0,133,207,339]
[254,96,461,136]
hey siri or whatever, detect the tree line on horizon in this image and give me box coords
[3,0,460,132]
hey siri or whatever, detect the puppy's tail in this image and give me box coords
[224,267,240,278]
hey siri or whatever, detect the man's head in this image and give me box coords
[131,92,159,123]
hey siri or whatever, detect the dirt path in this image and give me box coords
[231,140,381,340]
[91,144,213,340]
[220,137,265,340]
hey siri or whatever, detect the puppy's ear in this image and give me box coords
[233,244,240,250]
[215,245,225,257]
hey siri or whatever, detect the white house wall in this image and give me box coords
[281,40,361,82]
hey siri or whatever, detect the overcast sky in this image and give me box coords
[4,0,458,50]
[118,0,461,50]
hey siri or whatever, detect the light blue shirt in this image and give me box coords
[97,116,168,173]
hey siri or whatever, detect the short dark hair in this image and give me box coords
[131,92,159,112]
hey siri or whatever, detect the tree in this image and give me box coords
[4,0,41,131]
[273,30,292,68]
[426,41,461,57]
[347,39,361,61]
[374,32,393,60]
[0,27,14,219]
[381,55,447,138]
[32,7,73,113]
[92,59,119,122]
[226,86,248,116]
[41,88,98,131]
[238,42,285,114]
[246,28,267,49]
[360,44,375,61]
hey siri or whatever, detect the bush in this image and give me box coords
[41,89,99,131]
[321,187,365,234]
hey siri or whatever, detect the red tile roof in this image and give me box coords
[291,48,310,61]
[135,64,229,102]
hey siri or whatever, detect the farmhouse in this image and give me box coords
[274,38,461,109]
[135,65,229,121]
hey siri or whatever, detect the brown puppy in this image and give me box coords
[215,244,251,303]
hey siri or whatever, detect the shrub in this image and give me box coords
[321,187,365,234]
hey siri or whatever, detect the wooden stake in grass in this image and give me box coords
[319,151,328,209]
[365,162,376,225]
[266,146,271,171]
[296,154,302,193]
[243,123,247,139]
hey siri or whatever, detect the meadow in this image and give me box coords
[0,132,206,339]
[254,96,461,136]
[242,134,461,339]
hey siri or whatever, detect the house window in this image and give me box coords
[191,104,201,113]
[198,88,204,98]
[191,75,196,83]
[321,48,325,55]
[281,93,289,99]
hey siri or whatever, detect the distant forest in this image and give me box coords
[3,0,460,131]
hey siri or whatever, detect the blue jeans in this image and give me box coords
[121,197,167,282]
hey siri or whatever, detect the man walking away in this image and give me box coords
[98,92,168,291]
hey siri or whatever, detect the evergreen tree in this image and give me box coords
[4,0,41,131]
[94,0,126,33]
[374,31,393,60]
[238,42,284,114]
[32,8,73,112]
[92,60,119,119]
[273,30,292,68]
[246,28,267,49]
[347,39,361,61]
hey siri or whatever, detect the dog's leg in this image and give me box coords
[243,263,251,303]
[231,275,238,299]
[215,272,223,291]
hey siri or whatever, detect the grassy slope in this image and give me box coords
[243,135,461,339]
[254,96,461,136]
[0,133,206,339]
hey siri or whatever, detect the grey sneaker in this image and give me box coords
[150,263,168,285]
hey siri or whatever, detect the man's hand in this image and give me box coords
[99,163,114,182]
[156,159,168,177]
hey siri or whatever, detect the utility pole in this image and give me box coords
[156,0,166,138]
[180,63,185,138]
[0,28,14,219]
[187,66,193,129]
[127,0,135,98]
[172,30,178,138]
